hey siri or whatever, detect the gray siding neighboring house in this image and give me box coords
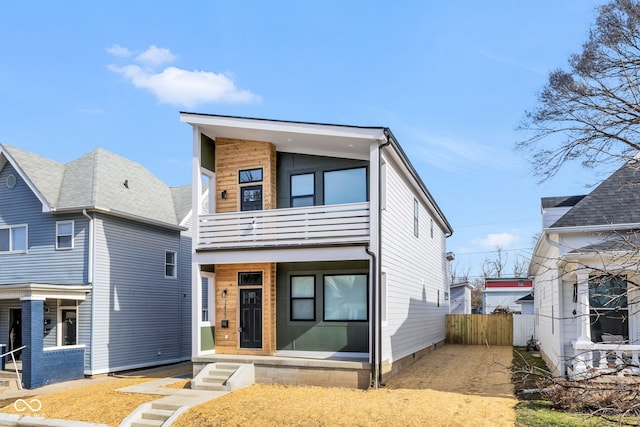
[0,144,192,388]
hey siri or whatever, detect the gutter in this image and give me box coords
[54,206,187,232]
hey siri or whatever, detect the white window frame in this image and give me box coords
[201,273,215,325]
[0,224,28,253]
[57,301,78,347]
[165,250,177,279]
[56,220,74,250]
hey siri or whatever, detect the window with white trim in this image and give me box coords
[413,199,419,237]
[0,224,27,253]
[56,221,74,250]
[165,251,177,278]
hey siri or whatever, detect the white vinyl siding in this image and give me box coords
[379,155,448,364]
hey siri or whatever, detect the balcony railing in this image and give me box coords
[198,202,370,250]
[569,341,640,380]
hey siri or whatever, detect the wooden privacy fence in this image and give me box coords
[446,314,513,346]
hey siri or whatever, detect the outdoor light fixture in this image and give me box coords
[221,190,227,199]
[221,289,227,298]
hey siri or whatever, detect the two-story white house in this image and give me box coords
[530,158,640,379]
[181,113,453,388]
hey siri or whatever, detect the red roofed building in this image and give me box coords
[482,278,532,314]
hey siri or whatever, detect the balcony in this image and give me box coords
[569,341,640,380]
[198,202,370,250]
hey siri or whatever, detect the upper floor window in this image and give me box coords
[291,173,315,207]
[56,221,74,250]
[165,251,177,278]
[323,167,367,205]
[0,224,27,253]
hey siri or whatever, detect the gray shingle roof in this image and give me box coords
[0,144,191,227]
[551,159,640,228]
[541,195,586,209]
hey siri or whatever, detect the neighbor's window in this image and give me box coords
[414,199,419,237]
[165,251,177,278]
[291,173,315,207]
[290,276,315,321]
[56,221,74,250]
[0,225,27,253]
[202,277,209,322]
[324,274,368,321]
[59,300,78,346]
[239,168,263,183]
[323,167,367,205]
[589,275,628,343]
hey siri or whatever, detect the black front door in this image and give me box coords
[239,288,262,349]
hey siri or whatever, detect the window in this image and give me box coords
[290,276,315,321]
[0,225,27,253]
[165,251,177,278]
[323,167,367,205]
[413,199,419,237]
[239,271,262,286]
[56,221,74,250]
[59,300,78,346]
[324,274,368,321]
[202,277,209,322]
[430,218,434,238]
[291,173,315,207]
[589,276,628,342]
[239,168,263,183]
[240,185,262,211]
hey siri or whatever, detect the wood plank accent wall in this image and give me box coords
[214,262,276,355]
[445,314,513,346]
[214,138,276,213]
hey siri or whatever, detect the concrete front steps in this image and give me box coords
[118,363,254,427]
[191,362,255,392]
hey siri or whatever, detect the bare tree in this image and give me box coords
[449,262,471,284]
[517,0,640,181]
[512,255,529,278]
[482,246,508,278]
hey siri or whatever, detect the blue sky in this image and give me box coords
[0,1,609,279]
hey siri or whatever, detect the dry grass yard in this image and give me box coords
[0,345,516,426]
[174,345,516,427]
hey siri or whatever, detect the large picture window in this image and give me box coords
[323,167,367,205]
[589,275,628,342]
[324,274,368,321]
[0,225,27,253]
[291,276,315,321]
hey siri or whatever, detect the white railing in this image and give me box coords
[570,341,640,380]
[198,202,370,250]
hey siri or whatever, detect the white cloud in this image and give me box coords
[107,44,260,108]
[106,44,134,58]
[135,45,176,68]
[474,232,519,249]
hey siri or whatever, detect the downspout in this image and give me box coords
[366,246,377,388]
[82,209,95,374]
[372,136,392,388]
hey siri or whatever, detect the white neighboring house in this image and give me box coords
[182,113,454,388]
[449,282,473,314]
[482,278,533,314]
[530,158,640,379]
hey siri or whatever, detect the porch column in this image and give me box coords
[572,270,593,377]
[21,296,45,389]
[575,270,591,343]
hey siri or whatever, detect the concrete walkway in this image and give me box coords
[116,378,227,427]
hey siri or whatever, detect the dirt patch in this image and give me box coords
[175,345,516,427]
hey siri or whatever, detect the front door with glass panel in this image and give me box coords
[239,289,262,348]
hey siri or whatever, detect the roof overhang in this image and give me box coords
[180,112,386,161]
[0,284,91,300]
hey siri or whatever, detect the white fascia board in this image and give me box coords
[544,223,640,234]
[180,113,386,141]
